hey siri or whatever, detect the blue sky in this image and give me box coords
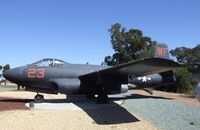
[0,0,200,68]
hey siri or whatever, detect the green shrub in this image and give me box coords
[174,68,193,93]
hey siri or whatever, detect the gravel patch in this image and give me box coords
[122,97,200,130]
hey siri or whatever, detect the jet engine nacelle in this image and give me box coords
[195,83,200,102]
[52,78,81,94]
[120,84,129,93]
[110,84,129,94]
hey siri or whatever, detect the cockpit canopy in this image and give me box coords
[31,58,68,67]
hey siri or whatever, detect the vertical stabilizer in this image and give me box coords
[154,43,169,59]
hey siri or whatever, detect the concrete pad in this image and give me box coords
[24,93,132,111]
[26,99,124,111]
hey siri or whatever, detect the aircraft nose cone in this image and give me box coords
[2,70,11,79]
[3,67,21,82]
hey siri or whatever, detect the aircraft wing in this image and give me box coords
[80,58,182,79]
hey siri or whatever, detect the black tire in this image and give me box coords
[86,88,96,100]
[87,93,96,100]
[34,94,44,103]
[97,86,109,104]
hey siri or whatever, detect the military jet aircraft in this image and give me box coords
[2,44,182,103]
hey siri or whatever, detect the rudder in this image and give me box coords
[154,43,169,59]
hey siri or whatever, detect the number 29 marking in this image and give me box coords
[28,68,45,78]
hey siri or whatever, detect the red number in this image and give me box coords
[37,68,45,78]
[28,68,36,78]
[28,68,45,78]
[157,47,167,57]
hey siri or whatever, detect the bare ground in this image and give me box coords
[0,89,199,130]
[0,90,159,130]
[0,110,160,130]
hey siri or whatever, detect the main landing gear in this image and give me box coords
[86,86,109,104]
[97,86,109,104]
[86,88,96,100]
[34,93,44,103]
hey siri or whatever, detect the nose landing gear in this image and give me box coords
[34,93,44,103]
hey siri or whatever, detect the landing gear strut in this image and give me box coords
[34,93,44,103]
[97,86,109,104]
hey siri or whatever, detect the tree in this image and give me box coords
[105,23,156,66]
[170,44,200,92]
[170,44,200,72]
[174,68,193,93]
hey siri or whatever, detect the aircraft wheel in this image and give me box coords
[97,86,109,104]
[34,94,44,103]
[86,89,96,100]
[87,93,95,100]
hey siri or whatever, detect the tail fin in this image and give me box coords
[154,43,169,59]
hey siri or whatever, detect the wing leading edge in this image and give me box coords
[80,58,182,78]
